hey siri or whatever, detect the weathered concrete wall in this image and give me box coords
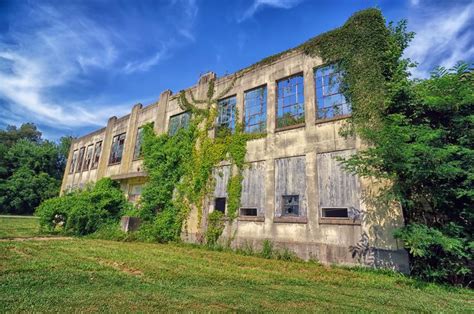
[61,46,408,272]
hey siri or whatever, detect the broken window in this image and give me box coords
[168,111,191,136]
[282,195,299,216]
[216,96,236,136]
[83,145,94,171]
[315,64,350,120]
[69,150,78,174]
[322,207,349,218]
[240,208,257,217]
[109,133,126,165]
[133,127,144,160]
[214,198,226,214]
[91,141,102,169]
[244,86,267,133]
[76,147,86,172]
[276,74,305,128]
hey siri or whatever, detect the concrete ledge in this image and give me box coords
[319,218,361,225]
[273,216,308,224]
[111,171,148,180]
[238,216,265,222]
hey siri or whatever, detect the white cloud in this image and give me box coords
[238,0,303,22]
[405,2,474,78]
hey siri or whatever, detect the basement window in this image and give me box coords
[214,197,226,214]
[109,133,126,165]
[315,64,350,120]
[276,74,305,128]
[282,195,299,216]
[322,207,349,218]
[240,208,257,217]
[91,141,102,169]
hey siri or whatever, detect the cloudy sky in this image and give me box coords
[0,0,472,140]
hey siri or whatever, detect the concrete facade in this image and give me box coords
[61,46,409,272]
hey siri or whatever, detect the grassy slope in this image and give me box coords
[0,218,472,312]
[0,215,40,239]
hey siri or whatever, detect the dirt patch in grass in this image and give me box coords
[97,259,144,277]
[0,236,72,242]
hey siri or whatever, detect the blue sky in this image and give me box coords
[0,0,472,140]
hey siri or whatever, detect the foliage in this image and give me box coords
[205,210,225,246]
[35,178,128,235]
[0,123,72,215]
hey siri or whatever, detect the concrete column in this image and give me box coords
[155,90,172,135]
[59,139,76,195]
[266,81,277,134]
[97,116,117,179]
[304,57,316,126]
[121,103,143,174]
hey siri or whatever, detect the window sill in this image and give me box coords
[108,162,122,166]
[238,216,265,222]
[273,216,307,224]
[315,114,351,125]
[319,217,361,225]
[275,123,305,133]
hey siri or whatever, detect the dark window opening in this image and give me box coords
[69,150,78,174]
[91,141,102,169]
[76,147,85,172]
[109,133,126,164]
[214,198,226,214]
[282,195,299,216]
[240,208,257,216]
[322,207,348,218]
[83,145,94,171]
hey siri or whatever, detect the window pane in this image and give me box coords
[315,65,350,120]
[168,111,191,136]
[217,96,236,135]
[276,74,305,128]
[109,133,126,164]
[133,127,144,159]
[244,86,267,133]
[91,141,102,169]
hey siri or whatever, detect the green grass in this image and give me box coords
[0,218,472,312]
[0,215,41,238]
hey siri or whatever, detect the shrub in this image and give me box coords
[36,178,128,235]
[206,211,224,246]
[261,239,274,259]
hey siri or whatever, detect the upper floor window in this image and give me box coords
[168,111,191,136]
[244,86,267,133]
[276,74,305,128]
[76,147,85,172]
[109,133,126,165]
[315,64,350,120]
[69,150,78,174]
[83,145,94,171]
[216,95,236,136]
[133,127,144,160]
[91,141,102,169]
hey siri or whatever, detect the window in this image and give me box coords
[168,112,191,136]
[244,86,267,133]
[240,208,257,217]
[315,64,350,120]
[76,147,85,172]
[69,150,78,174]
[216,96,236,136]
[215,198,226,214]
[133,127,144,160]
[282,195,299,216]
[322,207,349,218]
[91,141,102,169]
[276,74,305,128]
[83,145,94,171]
[109,133,126,165]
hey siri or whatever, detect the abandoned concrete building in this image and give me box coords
[61,29,409,272]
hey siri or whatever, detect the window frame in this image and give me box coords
[69,149,78,174]
[275,73,305,130]
[133,127,145,160]
[168,111,191,136]
[214,197,227,214]
[91,141,102,170]
[281,195,300,217]
[83,144,94,171]
[76,146,86,173]
[216,95,237,136]
[314,64,351,123]
[244,85,267,134]
[108,132,126,165]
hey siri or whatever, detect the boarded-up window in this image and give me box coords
[76,147,86,172]
[109,133,126,164]
[91,141,102,169]
[69,150,78,174]
[213,165,231,198]
[275,156,307,217]
[241,161,266,217]
[317,150,360,219]
[83,145,94,171]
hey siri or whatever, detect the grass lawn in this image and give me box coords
[0,215,41,239]
[0,217,472,312]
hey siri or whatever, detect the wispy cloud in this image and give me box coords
[0,1,199,136]
[238,0,303,23]
[405,1,474,78]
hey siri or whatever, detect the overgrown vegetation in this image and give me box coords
[36,178,129,235]
[0,123,72,215]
